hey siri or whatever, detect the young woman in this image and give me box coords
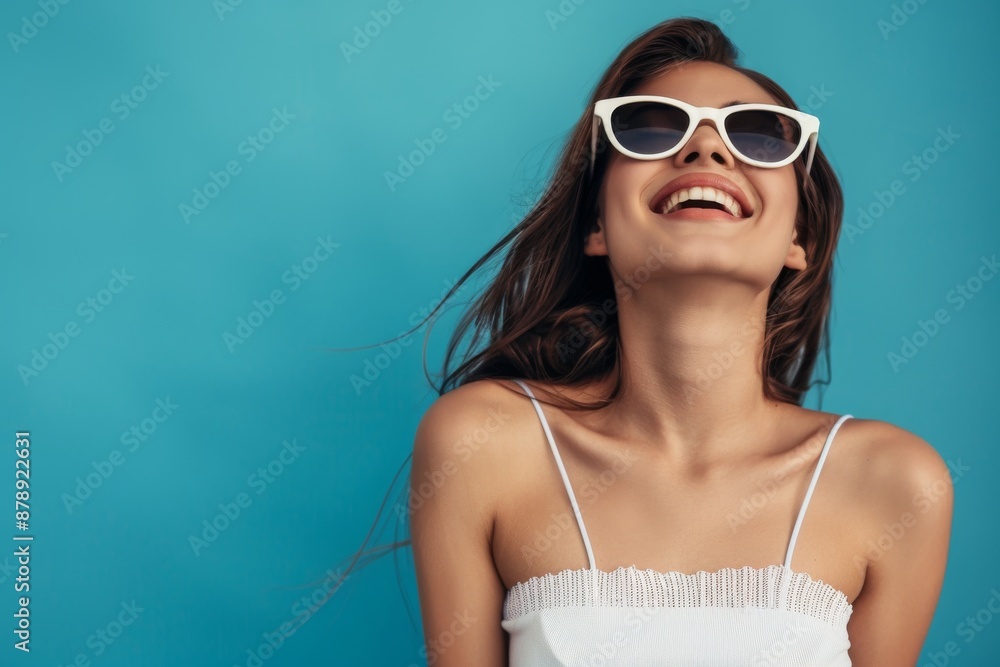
[408,17,952,666]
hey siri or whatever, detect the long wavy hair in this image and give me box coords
[306,14,844,635]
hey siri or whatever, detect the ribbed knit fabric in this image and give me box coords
[501,379,855,666]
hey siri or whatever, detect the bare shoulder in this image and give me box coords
[835,416,955,514]
[829,414,955,589]
[413,378,530,464]
[415,378,526,431]
[833,420,955,662]
[411,379,536,521]
[409,378,530,666]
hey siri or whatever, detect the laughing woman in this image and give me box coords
[409,17,952,666]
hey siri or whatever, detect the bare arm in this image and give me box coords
[847,426,954,666]
[410,388,509,666]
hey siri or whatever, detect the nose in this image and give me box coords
[672,119,736,169]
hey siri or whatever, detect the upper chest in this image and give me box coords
[489,411,874,606]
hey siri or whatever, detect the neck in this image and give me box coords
[596,276,795,468]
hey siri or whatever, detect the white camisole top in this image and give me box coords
[501,379,855,666]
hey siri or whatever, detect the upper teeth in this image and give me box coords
[659,186,743,218]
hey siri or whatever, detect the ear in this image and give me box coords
[583,208,608,257]
[784,220,807,271]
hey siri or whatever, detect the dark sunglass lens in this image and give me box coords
[725,110,802,163]
[610,102,688,155]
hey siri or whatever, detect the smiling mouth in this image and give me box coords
[656,186,743,218]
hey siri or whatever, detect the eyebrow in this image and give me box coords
[722,99,748,107]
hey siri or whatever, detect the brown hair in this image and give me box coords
[308,14,843,631]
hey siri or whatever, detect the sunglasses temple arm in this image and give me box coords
[589,115,599,179]
[805,133,818,175]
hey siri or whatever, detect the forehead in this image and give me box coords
[630,61,778,107]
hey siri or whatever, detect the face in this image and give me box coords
[585,61,807,293]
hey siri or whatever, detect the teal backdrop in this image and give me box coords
[2,0,998,665]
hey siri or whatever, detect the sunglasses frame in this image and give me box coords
[589,95,820,178]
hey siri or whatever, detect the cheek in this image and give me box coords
[758,170,799,221]
[600,159,654,222]
[597,164,665,271]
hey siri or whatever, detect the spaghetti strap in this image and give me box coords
[782,413,854,571]
[514,380,598,572]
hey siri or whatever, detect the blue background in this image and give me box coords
[2,0,998,665]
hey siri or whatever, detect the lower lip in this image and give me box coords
[656,207,746,221]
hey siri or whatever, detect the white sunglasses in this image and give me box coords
[590,95,820,178]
